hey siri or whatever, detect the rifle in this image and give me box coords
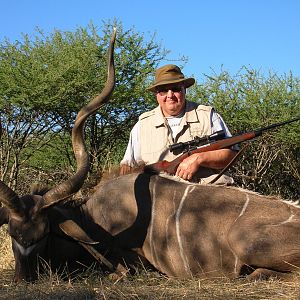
[145,116,300,175]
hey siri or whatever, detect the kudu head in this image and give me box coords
[0,29,116,282]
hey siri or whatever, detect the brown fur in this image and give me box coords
[84,172,300,280]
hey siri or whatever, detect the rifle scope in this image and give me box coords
[169,130,225,154]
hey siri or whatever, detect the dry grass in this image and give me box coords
[1,227,300,299]
[1,270,300,300]
[0,226,14,270]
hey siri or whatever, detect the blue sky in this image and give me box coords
[1,0,300,82]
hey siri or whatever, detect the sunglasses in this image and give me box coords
[156,86,184,96]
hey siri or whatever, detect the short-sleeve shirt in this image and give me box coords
[121,104,236,167]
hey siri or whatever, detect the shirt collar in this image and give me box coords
[153,100,199,127]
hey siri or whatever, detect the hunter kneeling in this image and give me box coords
[120,64,237,185]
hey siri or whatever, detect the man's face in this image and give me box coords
[155,84,186,117]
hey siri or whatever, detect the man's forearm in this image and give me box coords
[195,148,237,169]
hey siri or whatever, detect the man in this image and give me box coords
[120,64,237,184]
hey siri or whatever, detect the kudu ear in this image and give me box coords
[59,219,117,273]
[0,207,9,226]
[59,219,98,245]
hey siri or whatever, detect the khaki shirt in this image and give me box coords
[121,101,235,185]
[139,101,212,164]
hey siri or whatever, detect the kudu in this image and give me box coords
[1,30,300,282]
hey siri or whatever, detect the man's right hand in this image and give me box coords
[119,164,133,175]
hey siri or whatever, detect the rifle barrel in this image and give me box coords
[254,116,300,135]
[145,116,300,175]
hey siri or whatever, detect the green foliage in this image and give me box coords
[189,67,300,199]
[84,20,168,171]
[0,21,299,199]
[0,20,168,188]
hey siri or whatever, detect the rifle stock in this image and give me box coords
[146,116,300,175]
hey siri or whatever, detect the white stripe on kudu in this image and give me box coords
[175,185,195,275]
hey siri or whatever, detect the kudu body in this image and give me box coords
[90,173,300,280]
[1,30,300,282]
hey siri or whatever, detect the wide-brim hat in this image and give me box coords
[147,64,195,92]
